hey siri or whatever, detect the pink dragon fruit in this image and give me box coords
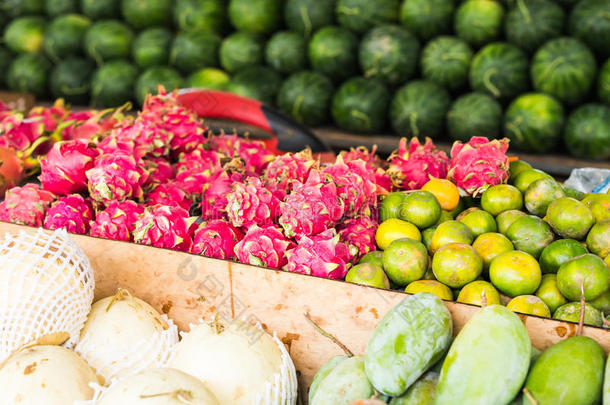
[234,225,295,269]
[264,149,317,192]
[61,109,123,141]
[237,138,276,175]
[448,136,510,196]
[340,145,386,169]
[0,184,55,226]
[284,229,351,280]
[339,145,392,195]
[89,200,145,241]
[146,182,192,211]
[174,148,223,197]
[96,134,137,156]
[322,156,377,217]
[142,157,175,190]
[208,133,239,157]
[0,114,44,151]
[225,177,280,228]
[387,137,450,190]
[337,216,378,262]
[278,170,345,239]
[116,119,172,158]
[165,109,206,156]
[190,219,244,260]
[86,153,144,205]
[201,170,244,220]
[43,194,94,234]
[39,140,99,195]
[27,99,67,132]
[140,88,206,156]
[132,205,195,252]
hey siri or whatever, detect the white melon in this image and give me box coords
[96,368,219,405]
[0,345,99,405]
[169,318,298,405]
[75,289,178,383]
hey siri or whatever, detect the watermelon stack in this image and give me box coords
[0,0,609,160]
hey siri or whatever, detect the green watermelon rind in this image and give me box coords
[43,14,91,62]
[530,37,597,105]
[264,31,308,74]
[49,57,94,104]
[503,92,564,153]
[335,0,400,34]
[173,0,227,34]
[135,66,183,106]
[599,59,610,106]
[7,53,51,97]
[4,16,45,54]
[84,20,134,66]
[564,104,610,160]
[91,60,138,107]
[390,80,451,139]
[121,0,171,29]
[359,24,421,85]
[447,92,502,141]
[469,42,529,100]
[568,0,610,58]
[45,0,78,17]
[277,70,334,126]
[81,0,119,19]
[455,0,505,48]
[219,32,264,73]
[400,0,454,41]
[331,77,391,134]
[504,0,565,53]
[309,26,359,81]
[169,31,221,74]
[421,36,473,90]
[228,0,282,34]
[227,66,282,105]
[132,28,173,69]
[185,68,230,91]
[284,0,334,38]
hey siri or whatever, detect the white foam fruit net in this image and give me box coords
[261,326,299,405]
[75,314,179,384]
[0,228,95,363]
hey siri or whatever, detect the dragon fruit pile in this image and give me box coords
[0,91,510,281]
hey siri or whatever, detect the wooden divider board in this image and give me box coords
[1,222,609,396]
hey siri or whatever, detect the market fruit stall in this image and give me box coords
[0,87,608,404]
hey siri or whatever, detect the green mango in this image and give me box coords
[604,351,610,404]
[436,305,531,405]
[364,293,452,396]
[524,336,604,405]
[308,355,347,402]
[309,355,375,405]
[389,371,438,404]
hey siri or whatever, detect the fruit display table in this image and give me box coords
[1,222,608,395]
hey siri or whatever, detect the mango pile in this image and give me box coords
[347,160,610,327]
[310,293,608,405]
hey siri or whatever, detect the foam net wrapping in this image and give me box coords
[261,325,299,405]
[176,319,298,405]
[78,322,296,405]
[74,314,179,384]
[0,228,95,363]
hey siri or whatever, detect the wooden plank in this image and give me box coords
[314,128,610,177]
[1,222,609,393]
[0,91,35,112]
